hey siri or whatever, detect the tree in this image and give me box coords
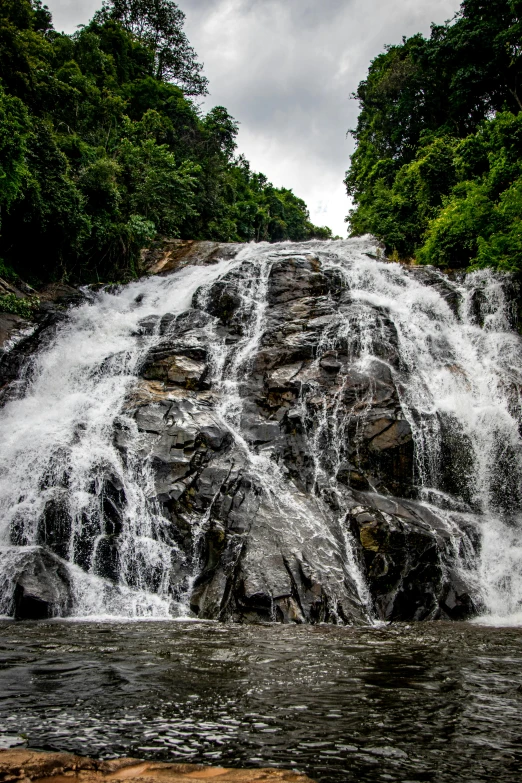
[4,120,90,281]
[346,0,522,270]
[0,84,30,218]
[98,0,208,94]
[0,0,331,286]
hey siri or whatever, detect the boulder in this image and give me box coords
[346,491,478,621]
[7,549,72,620]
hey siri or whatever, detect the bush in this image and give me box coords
[0,293,39,318]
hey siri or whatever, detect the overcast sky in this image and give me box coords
[45,0,460,235]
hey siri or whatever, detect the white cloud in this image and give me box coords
[45,0,460,235]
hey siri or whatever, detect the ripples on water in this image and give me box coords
[1,622,522,782]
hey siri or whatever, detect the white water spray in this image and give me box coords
[0,260,236,617]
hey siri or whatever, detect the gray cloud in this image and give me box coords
[46,0,100,31]
[46,0,460,234]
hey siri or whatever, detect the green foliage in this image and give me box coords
[0,258,17,282]
[0,292,39,318]
[418,112,522,270]
[0,84,30,215]
[0,0,329,286]
[346,0,522,273]
[348,135,459,258]
[97,0,208,94]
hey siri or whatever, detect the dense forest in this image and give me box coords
[346,0,522,273]
[0,0,331,289]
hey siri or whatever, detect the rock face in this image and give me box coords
[0,750,315,783]
[0,548,72,620]
[141,238,241,276]
[0,280,86,402]
[1,239,502,623]
[347,492,476,621]
[110,248,478,623]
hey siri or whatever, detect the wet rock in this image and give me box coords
[267,362,303,390]
[368,418,412,451]
[0,311,65,404]
[202,279,243,326]
[93,536,120,583]
[135,402,169,433]
[10,549,72,620]
[143,354,208,389]
[346,491,478,621]
[0,313,31,351]
[0,749,316,783]
[320,356,342,373]
[267,257,331,305]
[114,252,452,624]
[0,245,485,625]
[37,283,85,310]
[408,266,462,316]
[134,314,161,336]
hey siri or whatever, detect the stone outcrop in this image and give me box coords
[0,242,482,623]
[0,548,72,620]
[0,750,315,783]
[141,239,240,276]
[112,249,476,623]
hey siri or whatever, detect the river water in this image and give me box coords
[1,620,521,782]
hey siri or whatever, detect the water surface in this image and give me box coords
[1,621,521,782]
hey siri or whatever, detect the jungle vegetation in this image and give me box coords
[346,0,522,273]
[0,0,331,285]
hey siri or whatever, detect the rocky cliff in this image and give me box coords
[1,238,520,623]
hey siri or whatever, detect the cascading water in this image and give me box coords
[0,237,521,623]
[0,260,237,618]
[321,255,522,623]
[193,253,373,620]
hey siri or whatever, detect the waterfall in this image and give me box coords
[0,260,236,618]
[0,237,521,623]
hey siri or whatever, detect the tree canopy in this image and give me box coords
[346,0,522,273]
[96,0,208,94]
[0,0,331,286]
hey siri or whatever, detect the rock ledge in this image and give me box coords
[0,750,315,783]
